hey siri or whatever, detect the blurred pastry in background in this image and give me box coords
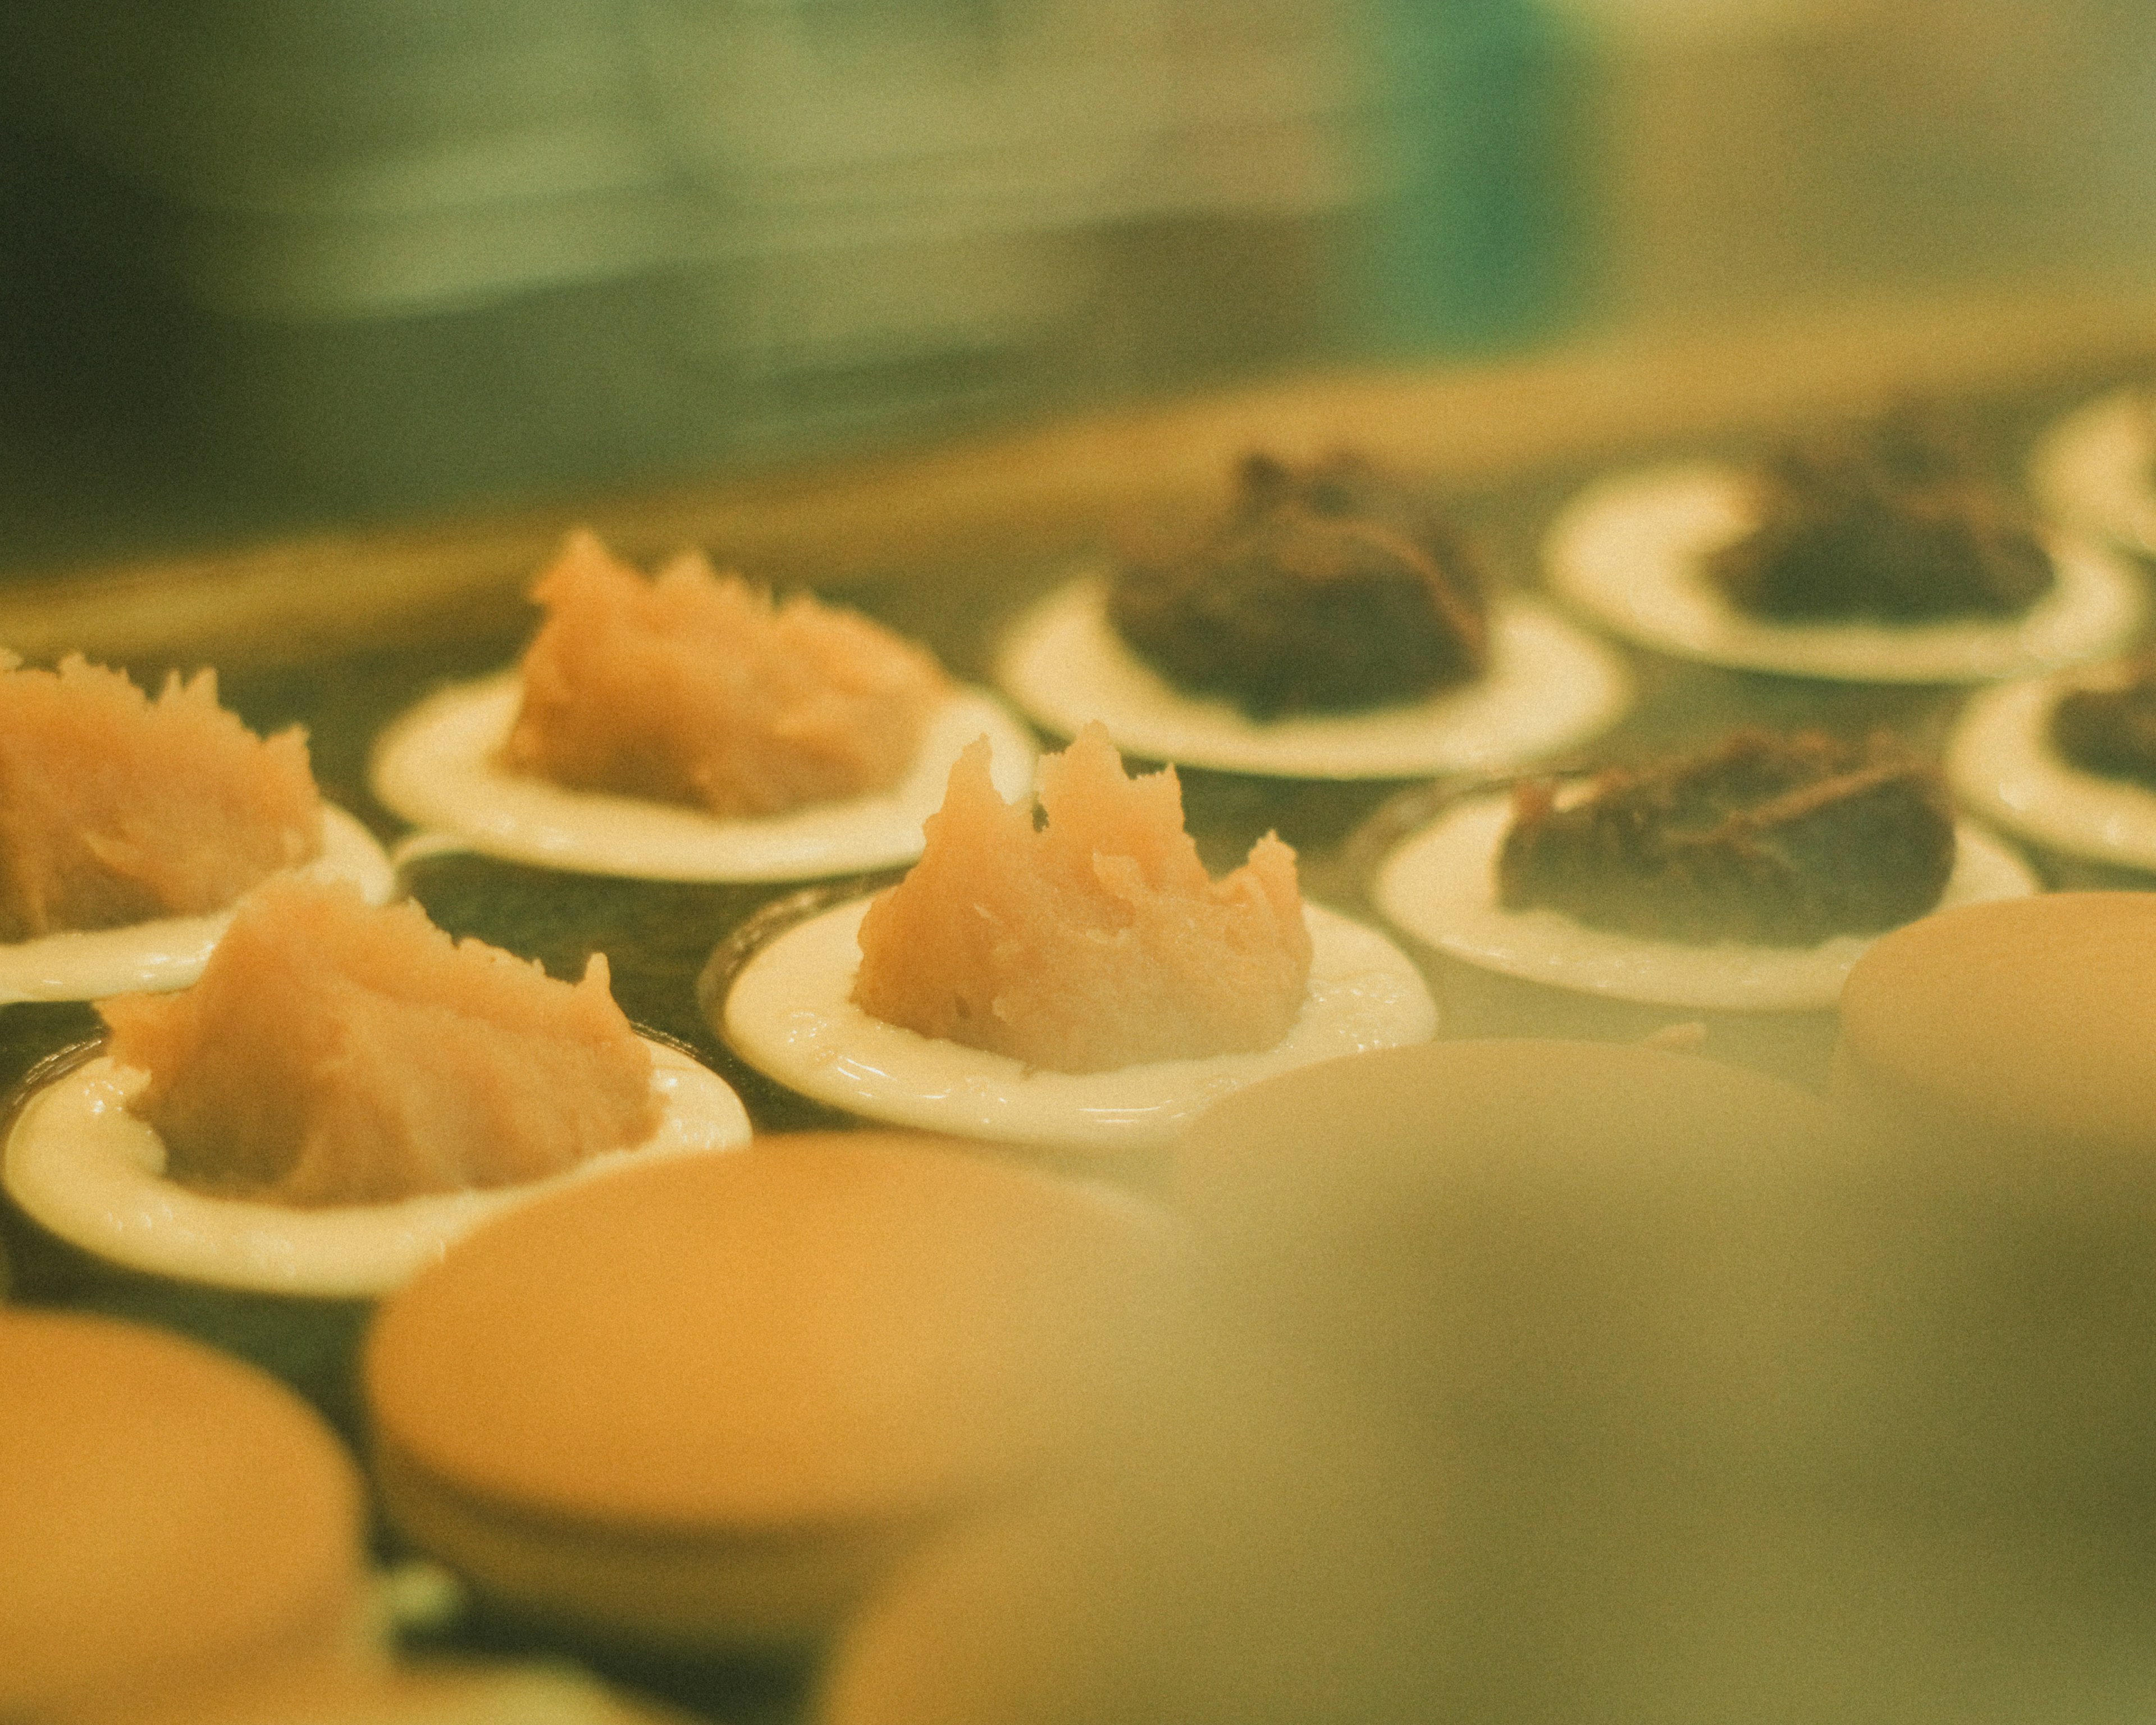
[2047,653,2156,786]
[2029,385,2156,560]
[1371,728,2036,1014]
[812,1345,1444,1725]
[1949,647,2156,873]
[1545,412,2144,682]
[1108,450,1492,719]
[1832,891,2156,1161]
[1159,1032,2156,1721]
[502,530,947,817]
[99,1658,704,1725]
[997,450,1628,779]
[1707,408,2053,622]
[1829,892,2156,1514]
[1172,1038,1867,1473]
[371,531,1035,882]
[0,1312,696,1725]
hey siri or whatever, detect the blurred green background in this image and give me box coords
[1,0,2153,574]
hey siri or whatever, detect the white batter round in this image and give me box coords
[1371,790,2040,1011]
[2,1038,751,1298]
[2029,387,2156,559]
[1543,463,2144,683]
[370,676,1038,881]
[994,577,1631,778]
[719,898,1437,1153]
[1948,672,2156,870]
[0,805,395,1005]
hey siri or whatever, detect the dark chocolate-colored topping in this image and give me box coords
[1496,729,1957,947]
[1108,451,1490,720]
[1707,412,2055,622]
[2051,654,2156,789]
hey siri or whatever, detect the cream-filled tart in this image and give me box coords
[0,652,392,1001]
[1544,462,2143,683]
[371,531,1036,881]
[720,893,1435,1155]
[715,725,1435,1154]
[373,672,1036,883]
[2,882,749,1299]
[3,1035,746,1299]
[0,805,392,1005]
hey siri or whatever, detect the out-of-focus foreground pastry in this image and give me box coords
[1831,892,2156,1509]
[0,1309,369,1724]
[364,1133,1180,1655]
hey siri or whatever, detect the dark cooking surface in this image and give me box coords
[3,337,2154,1720]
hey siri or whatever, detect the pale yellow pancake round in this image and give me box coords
[366,1134,1179,1649]
[1834,891,2156,1156]
[0,1309,367,1722]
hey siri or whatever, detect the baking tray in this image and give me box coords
[4,284,2154,1721]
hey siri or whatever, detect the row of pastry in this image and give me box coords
[6,382,2156,1718]
[7,386,2156,1299]
[12,882,2155,1722]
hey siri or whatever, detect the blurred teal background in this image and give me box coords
[0,0,2152,572]
[1358,0,1583,355]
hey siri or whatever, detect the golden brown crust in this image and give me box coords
[1833,892,2156,1156]
[363,1134,1176,1649]
[367,1133,1172,1528]
[83,1654,707,1725]
[0,1310,366,1722]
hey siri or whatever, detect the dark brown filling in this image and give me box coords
[1707,413,2054,622]
[1107,452,1490,720]
[2051,654,2156,789]
[1496,730,1957,947]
